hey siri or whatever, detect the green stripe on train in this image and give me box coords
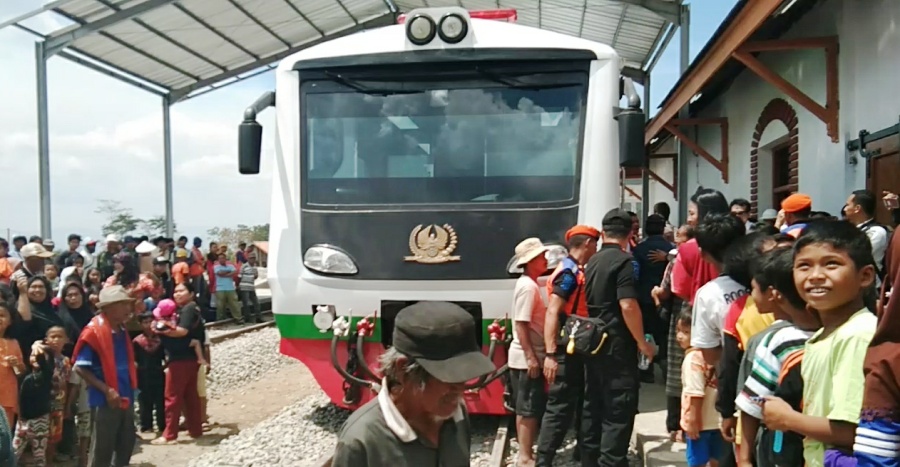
[274,314,505,342]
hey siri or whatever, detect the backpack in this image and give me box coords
[756,349,805,467]
[860,221,893,281]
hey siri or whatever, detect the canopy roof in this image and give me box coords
[7,0,681,101]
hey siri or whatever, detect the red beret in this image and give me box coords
[781,193,812,213]
[565,225,600,242]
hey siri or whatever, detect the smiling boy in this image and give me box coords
[762,220,877,467]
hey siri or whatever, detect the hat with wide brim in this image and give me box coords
[96,285,135,309]
[515,237,548,268]
[135,241,157,254]
[416,350,498,384]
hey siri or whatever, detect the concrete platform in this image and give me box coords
[632,373,688,467]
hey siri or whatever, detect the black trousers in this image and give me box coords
[138,382,165,431]
[581,340,640,467]
[536,354,584,466]
[240,290,261,322]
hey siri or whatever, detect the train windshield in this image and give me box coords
[301,64,587,207]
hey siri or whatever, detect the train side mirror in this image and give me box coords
[238,91,276,175]
[239,119,262,175]
[618,109,646,168]
[617,77,646,168]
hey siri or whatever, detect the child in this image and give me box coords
[716,232,777,448]
[678,309,722,467]
[762,220,878,467]
[66,369,91,467]
[14,350,54,467]
[43,264,59,297]
[736,246,820,467]
[0,303,25,429]
[133,313,165,433]
[42,326,71,463]
[152,300,207,366]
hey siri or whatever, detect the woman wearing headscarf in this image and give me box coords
[56,283,93,357]
[11,276,63,363]
[671,187,730,303]
[853,230,900,465]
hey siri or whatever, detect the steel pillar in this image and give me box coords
[162,95,175,237]
[36,42,52,239]
[641,75,651,223]
[676,4,691,223]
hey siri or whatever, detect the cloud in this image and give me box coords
[0,23,276,242]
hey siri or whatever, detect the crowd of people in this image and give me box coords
[331,187,900,467]
[0,234,261,467]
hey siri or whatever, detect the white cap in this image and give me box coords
[105,234,121,243]
[21,243,53,259]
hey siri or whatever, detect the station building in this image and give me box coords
[628,0,900,225]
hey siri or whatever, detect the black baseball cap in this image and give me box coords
[392,302,496,384]
[602,208,633,230]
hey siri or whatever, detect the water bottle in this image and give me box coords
[638,334,655,370]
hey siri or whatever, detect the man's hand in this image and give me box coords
[525,355,541,379]
[17,276,28,294]
[762,396,796,432]
[720,416,737,442]
[648,250,668,263]
[543,356,558,384]
[883,191,899,210]
[651,286,664,307]
[775,209,786,229]
[638,340,656,361]
[105,387,120,408]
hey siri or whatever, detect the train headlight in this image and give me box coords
[406,14,436,45]
[303,245,359,275]
[438,13,468,44]
[506,244,568,274]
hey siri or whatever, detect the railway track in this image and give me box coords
[311,415,514,467]
[204,311,276,344]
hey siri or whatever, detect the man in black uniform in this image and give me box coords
[582,209,656,466]
[536,225,600,467]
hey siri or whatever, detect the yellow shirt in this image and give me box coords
[801,309,876,467]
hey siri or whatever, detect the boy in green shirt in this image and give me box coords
[761,220,877,467]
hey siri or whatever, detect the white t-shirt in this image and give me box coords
[690,276,749,349]
[507,276,548,370]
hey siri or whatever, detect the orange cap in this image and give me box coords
[781,193,812,213]
[565,225,600,242]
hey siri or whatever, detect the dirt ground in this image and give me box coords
[102,362,319,467]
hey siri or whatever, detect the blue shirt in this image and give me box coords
[74,331,134,409]
[213,264,236,292]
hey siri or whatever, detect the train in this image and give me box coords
[237,6,646,415]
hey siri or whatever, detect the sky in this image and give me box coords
[0,0,737,243]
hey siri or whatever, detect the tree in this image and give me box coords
[142,216,177,237]
[95,200,175,238]
[207,223,269,248]
[95,200,140,237]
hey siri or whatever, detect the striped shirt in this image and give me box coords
[735,324,813,419]
[239,263,257,291]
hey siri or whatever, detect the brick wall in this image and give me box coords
[749,98,799,215]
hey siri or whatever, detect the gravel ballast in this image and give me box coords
[206,326,294,398]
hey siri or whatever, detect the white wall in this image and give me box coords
[671,0,900,216]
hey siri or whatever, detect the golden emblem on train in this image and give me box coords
[404,224,461,264]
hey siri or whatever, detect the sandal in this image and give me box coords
[150,437,177,445]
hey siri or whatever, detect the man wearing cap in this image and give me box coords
[72,285,138,467]
[778,193,813,238]
[536,224,600,467]
[80,238,98,270]
[152,256,174,299]
[10,243,53,300]
[582,209,656,466]
[508,238,550,466]
[759,208,779,228]
[97,235,122,281]
[332,302,496,466]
